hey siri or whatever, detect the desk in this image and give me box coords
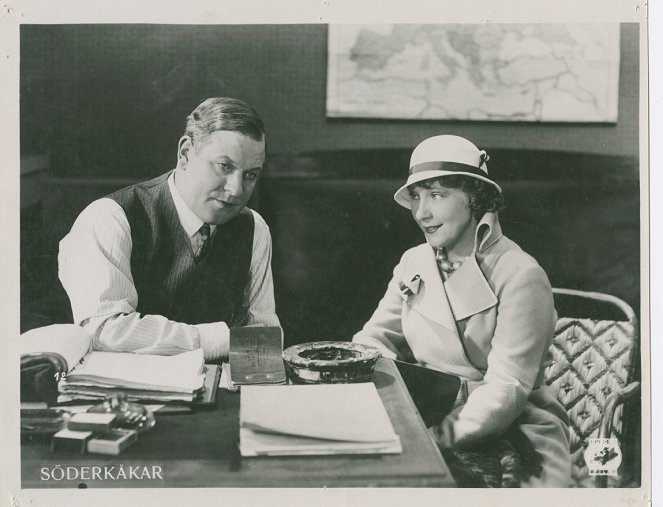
[21,359,454,488]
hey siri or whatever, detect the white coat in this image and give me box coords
[354,212,571,487]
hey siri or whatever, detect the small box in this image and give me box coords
[87,429,138,455]
[67,412,117,432]
[51,429,95,453]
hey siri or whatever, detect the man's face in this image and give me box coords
[177,130,265,225]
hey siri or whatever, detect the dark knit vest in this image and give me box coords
[107,172,254,326]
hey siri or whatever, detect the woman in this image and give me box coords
[353,135,571,487]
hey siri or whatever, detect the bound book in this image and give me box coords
[229,326,286,386]
[239,383,402,457]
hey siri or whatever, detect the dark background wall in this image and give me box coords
[19,21,642,326]
[21,23,639,175]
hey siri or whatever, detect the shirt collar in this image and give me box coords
[168,170,217,238]
[473,211,502,253]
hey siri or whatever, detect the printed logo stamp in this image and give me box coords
[584,437,622,476]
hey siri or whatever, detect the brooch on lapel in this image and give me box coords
[399,274,421,300]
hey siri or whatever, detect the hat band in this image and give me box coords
[409,161,489,179]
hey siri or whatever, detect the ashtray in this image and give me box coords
[282,341,381,384]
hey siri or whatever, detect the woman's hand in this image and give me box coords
[428,411,458,448]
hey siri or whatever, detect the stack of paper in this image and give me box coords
[239,383,402,456]
[58,349,206,403]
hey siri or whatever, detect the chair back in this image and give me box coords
[545,288,639,487]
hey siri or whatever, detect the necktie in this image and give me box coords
[195,223,211,262]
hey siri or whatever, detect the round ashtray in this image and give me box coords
[282,341,381,384]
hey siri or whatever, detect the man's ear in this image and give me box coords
[176,136,193,170]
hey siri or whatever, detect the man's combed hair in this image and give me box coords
[184,97,266,146]
[417,175,505,220]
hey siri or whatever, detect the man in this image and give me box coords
[58,97,280,362]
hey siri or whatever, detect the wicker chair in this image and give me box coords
[544,288,640,487]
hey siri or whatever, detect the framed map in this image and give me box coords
[326,24,621,122]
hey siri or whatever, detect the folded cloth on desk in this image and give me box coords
[20,325,93,405]
[21,357,63,406]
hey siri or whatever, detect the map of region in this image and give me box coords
[326,24,620,122]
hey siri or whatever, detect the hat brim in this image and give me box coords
[393,170,502,209]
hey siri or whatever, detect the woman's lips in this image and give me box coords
[424,225,441,233]
[213,198,237,207]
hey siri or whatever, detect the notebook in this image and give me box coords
[392,359,461,427]
[239,383,401,456]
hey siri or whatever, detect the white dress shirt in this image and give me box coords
[58,171,280,361]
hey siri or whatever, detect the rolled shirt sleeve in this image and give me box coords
[58,198,279,361]
[243,211,281,329]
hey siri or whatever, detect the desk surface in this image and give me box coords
[22,359,454,488]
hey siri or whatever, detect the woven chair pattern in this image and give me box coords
[545,317,636,487]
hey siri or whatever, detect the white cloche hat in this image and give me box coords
[394,135,502,209]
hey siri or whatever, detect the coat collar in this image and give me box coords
[443,211,501,320]
[402,212,501,324]
[474,211,502,253]
[444,254,498,320]
[401,246,459,329]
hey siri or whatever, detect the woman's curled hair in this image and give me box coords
[417,175,505,221]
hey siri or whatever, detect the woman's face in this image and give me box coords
[408,180,478,255]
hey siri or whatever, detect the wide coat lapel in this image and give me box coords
[403,212,502,325]
[444,255,497,321]
[401,246,459,332]
[445,212,502,320]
